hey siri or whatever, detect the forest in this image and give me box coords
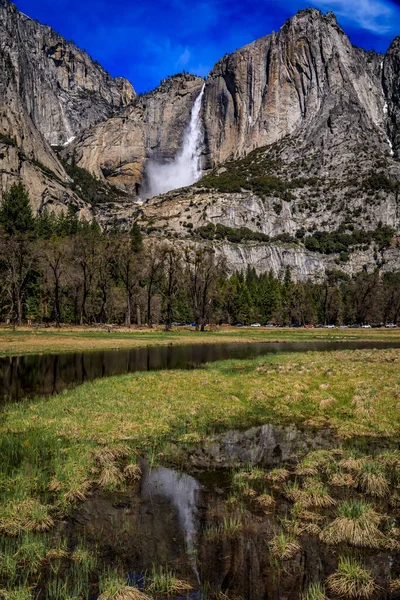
[1,183,400,328]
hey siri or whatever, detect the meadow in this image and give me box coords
[1,325,400,357]
[0,341,399,598]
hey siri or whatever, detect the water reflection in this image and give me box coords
[2,340,400,404]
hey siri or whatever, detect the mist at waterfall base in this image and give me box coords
[144,86,205,198]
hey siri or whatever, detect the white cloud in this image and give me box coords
[176,48,191,68]
[312,0,398,34]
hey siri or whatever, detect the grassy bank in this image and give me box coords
[1,325,400,357]
[1,348,399,598]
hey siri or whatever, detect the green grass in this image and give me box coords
[0,348,400,596]
[326,556,376,599]
[1,325,400,357]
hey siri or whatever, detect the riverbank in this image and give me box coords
[1,325,400,357]
[1,348,399,598]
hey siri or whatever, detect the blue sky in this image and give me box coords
[14,0,400,93]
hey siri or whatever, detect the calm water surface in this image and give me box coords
[2,340,400,403]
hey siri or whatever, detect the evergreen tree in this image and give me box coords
[0,183,34,236]
[130,222,143,253]
[35,208,57,239]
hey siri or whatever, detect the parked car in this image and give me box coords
[361,324,371,328]
[251,323,261,327]
[265,324,275,328]
[325,325,335,329]
[350,324,360,328]
[338,325,348,329]
[235,323,245,327]
[304,324,314,329]
[290,324,302,328]
[315,324,324,328]
[385,323,397,328]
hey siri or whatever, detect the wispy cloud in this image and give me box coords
[175,48,191,68]
[312,0,399,34]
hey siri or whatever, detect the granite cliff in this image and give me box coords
[64,74,205,194]
[1,3,400,279]
[103,9,400,279]
[0,0,135,147]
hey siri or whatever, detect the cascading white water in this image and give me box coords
[142,465,201,581]
[145,85,205,197]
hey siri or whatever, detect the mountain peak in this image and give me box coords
[282,7,344,35]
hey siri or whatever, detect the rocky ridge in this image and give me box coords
[2,4,400,279]
[131,9,400,279]
[0,0,135,147]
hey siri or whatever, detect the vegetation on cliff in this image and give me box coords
[0,184,400,327]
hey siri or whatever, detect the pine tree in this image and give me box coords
[130,222,143,253]
[0,182,34,236]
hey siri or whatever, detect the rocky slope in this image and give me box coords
[0,38,87,214]
[0,0,135,147]
[129,9,400,279]
[383,37,400,160]
[202,9,387,166]
[65,74,205,194]
[0,0,136,214]
[2,2,400,279]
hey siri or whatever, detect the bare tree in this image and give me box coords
[160,245,181,331]
[73,228,102,325]
[39,236,69,326]
[96,238,115,323]
[184,245,225,331]
[113,234,141,327]
[143,244,164,328]
[0,236,37,326]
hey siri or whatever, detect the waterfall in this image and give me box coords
[141,464,201,581]
[145,85,205,197]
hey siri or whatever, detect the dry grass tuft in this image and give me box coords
[326,556,376,599]
[45,548,69,561]
[255,494,276,512]
[266,468,290,484]
[296,465,319,477]
[124,464,142,481]
[299,522,322,536]
[269,532,301,560]
[285,479,335,509]
[93,444,131,466]
[64,479,92,503]
[99,588,151,600]
[329,473,356,488]
[338,457,367,473]
[0,500,54,535]
[320,500,384,548]
[357,462,389,498]
[295,450,336,478]
[242,488,257,498]
[389,580,400,593]
[97,465,124,490]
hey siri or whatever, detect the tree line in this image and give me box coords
[0,183,399,328]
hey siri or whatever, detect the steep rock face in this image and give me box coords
[0,0,135,147]
[67,74,205,194]
[0,42,87,214]
[383,37,400,159]
[124,8,400,280]
[202,9,386,166]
